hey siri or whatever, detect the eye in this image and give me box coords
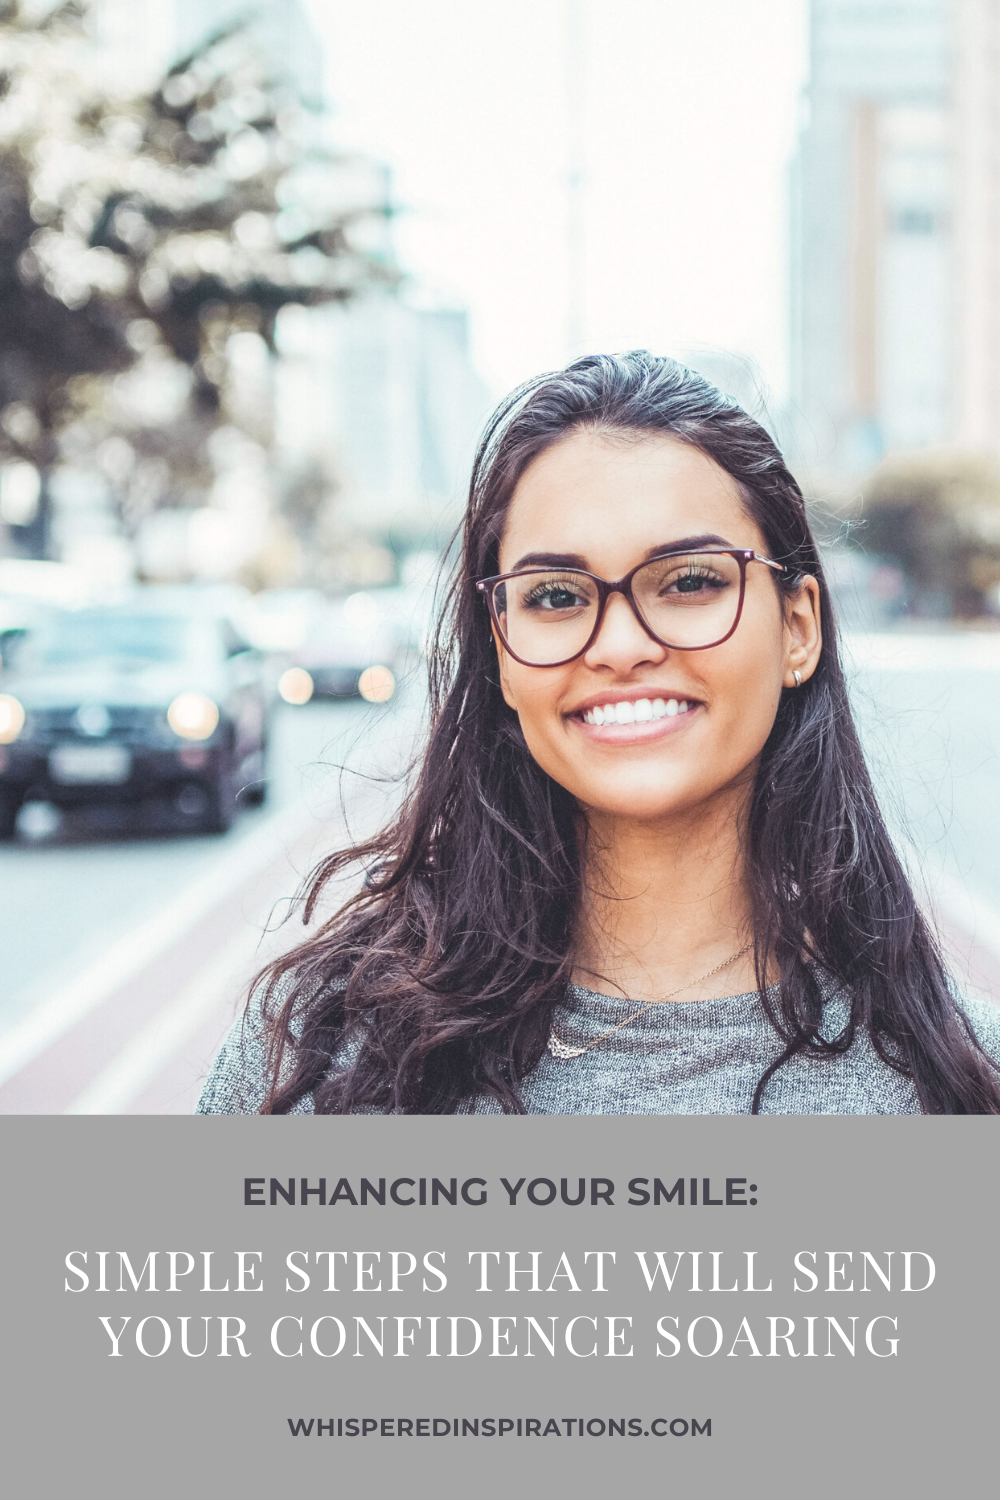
[520,578,591,611]
[660,564,728,596]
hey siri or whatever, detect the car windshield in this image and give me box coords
[13,612,208,668]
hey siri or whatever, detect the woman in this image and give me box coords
[199,351,1000,1115]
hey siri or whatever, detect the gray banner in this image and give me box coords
[5,1116,997,1498]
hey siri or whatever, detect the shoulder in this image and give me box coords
[195,973,352,1115]
[956,995,1000,1062]
[817,967,1000,1061]
[195,983,272,1115]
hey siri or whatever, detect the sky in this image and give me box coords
[305,0,809,402]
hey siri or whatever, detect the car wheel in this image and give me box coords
[202,765,237,835]
[0,790,19,840]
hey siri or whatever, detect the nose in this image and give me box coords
[581,590,668,674]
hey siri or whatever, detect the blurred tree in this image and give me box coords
[0,0,393,560]
[861,448,1000,619]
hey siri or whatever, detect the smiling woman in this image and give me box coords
[197,351,1000,1115]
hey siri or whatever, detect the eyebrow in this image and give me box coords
[509,534,735,572]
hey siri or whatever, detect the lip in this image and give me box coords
[565,688,703,744]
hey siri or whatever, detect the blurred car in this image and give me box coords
[268,591,405,706]
[0,596,270,838]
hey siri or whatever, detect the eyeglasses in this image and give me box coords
[476,547,786,668]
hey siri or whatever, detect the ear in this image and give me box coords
[782,575,822,688]
[492,623,519,711]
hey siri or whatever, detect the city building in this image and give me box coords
[789,0,1000,478]
[275,296,493,557]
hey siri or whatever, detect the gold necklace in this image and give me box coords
[547,942,754,1060]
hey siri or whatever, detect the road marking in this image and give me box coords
[65,925,263,1116]
[0,801,314,1088]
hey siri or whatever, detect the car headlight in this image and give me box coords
[167,692,220,741]
[358,665,395,703]
[278,667,314,705]
[0,694,25,744]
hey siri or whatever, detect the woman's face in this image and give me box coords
[494,429,822,826]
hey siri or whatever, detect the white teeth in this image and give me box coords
[582,696,694,726]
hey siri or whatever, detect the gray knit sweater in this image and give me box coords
[195,978,1000,1115]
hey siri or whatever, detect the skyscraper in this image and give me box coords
[952,0,1000,450]
[790,1,1000,480]
[790,0,953,474]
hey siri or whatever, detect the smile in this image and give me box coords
[580,697,695,726]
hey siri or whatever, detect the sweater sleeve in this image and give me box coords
[196,976,348,1115]
[958,994,1000,1065]
[195,986,272,1115]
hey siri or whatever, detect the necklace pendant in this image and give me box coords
[547,1032,587,1060]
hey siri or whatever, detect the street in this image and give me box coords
[0,685,423,1114]
[1,633,1000,1114]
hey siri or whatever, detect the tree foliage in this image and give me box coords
[861,447,1000,617]
[0,0,392,556]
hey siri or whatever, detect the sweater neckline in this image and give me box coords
[565,979,778,1012]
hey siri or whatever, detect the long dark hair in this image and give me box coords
[258,351,1000,1114]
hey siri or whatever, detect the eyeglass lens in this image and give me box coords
[494,551,744,665]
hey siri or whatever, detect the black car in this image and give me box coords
[0,599,270,837]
